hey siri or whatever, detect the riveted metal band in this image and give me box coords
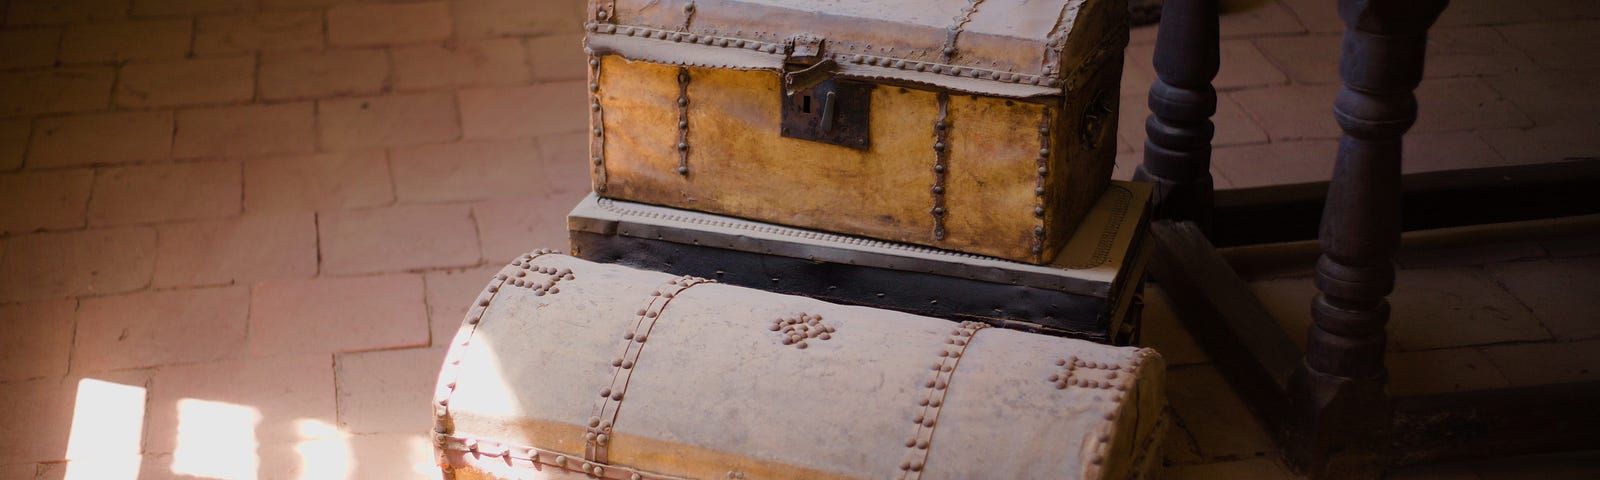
[678,1,696,32]
[438,433,691,480]
[433,249,563,439]
[940,0,987,62]
[595,1,617,24]
[1031,108,1052,257]
[585,23,1058,89]
[588,51,609,194]
[931,93,951,241]
[586,274,714,465]
[675,67,691,176]
[898,321,987,479]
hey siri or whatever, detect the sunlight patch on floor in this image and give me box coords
[173,399,262,479]
[295,419,354,479]
[64,378,146,480]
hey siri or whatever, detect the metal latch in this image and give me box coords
[780,35,872,150]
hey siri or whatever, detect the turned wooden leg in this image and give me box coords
[1133,0,1219,228]
[1288,1,1449,476]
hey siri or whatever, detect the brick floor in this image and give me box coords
[0,0,1595,478]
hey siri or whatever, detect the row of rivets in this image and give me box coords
[930,93,951,241]
[588,51,608,194]
[587,274,712,465]
[587,22,1064,88]
[1031,109,1053,257]
[839,52,1055,87]
[591,23,787,54]
[675,67,691,176]
[443,434,671,480]
[898,321,987,479]
[434,249,560,441]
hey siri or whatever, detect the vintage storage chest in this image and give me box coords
[567,181,1153,344]
[583,0,1130,264]
[433,252,1167,479]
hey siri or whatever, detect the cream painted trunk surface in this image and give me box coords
[434,252,1167,480]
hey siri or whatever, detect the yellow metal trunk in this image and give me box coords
[583,0,1128,264]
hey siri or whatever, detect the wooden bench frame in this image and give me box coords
[1134,1,1600,477]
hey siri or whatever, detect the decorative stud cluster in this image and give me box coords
[940,0,987,63]
[675,67,691,176]
[724,471,747,479]
[930,93,951,241]
[438,434,667,480]
[434,249,560,442]
[769,313,835,349]
[898,321,987,479]
[1031,108,1053,257]
[587,274,714,465]
[505,258,575,295]
[1047,355,1130,401]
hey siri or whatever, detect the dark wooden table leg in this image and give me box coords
[1288,1,1449,476]
[1133,0,1219,228]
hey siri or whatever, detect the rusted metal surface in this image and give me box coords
[435,253,1167,479]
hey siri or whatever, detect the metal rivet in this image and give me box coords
[611,392,624,401]
[596,434,608,445]
[556,455,567,466]
[622,360,633,369]
[931,207,945,216]
[931,185,944,194]
[635,334,647,343]
[589,416,601,427]
[942,47,955,57]
[932,142,945,152]
[600,388,611,398]
[676,142,689,151]
[612,358,623,367]
[933,164,945,173]
[1034,206,1046,217]
[1038,166,1049,176]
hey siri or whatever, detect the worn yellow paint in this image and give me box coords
[593,54,1117,264]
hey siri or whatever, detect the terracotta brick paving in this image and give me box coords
[0,0,1595,478]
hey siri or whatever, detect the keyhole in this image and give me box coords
[802,94,811,113]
